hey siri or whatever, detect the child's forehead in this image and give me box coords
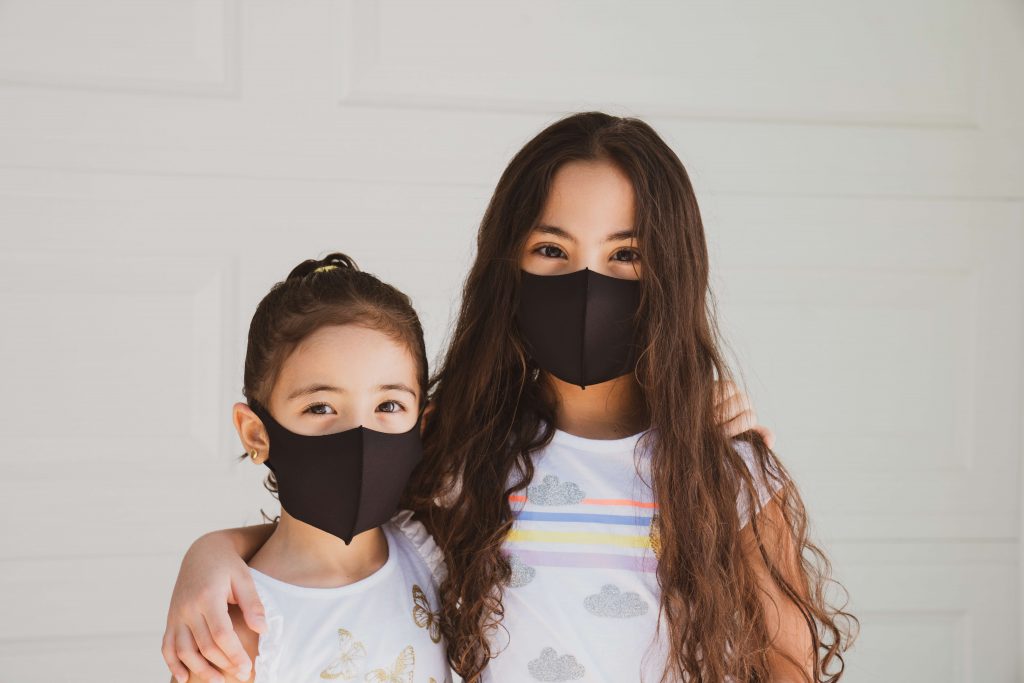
[280,324,419,387]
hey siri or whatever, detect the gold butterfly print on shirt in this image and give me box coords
[649,513,661,560]
[411,584,442,643]
[319,628,368,680]
[364,644,415,683]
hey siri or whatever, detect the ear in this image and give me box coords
[233,402,271,464]
[420,399,436,437]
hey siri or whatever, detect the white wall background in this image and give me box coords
[0,1,1021,681]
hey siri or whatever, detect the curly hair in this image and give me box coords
[404,113,858,682]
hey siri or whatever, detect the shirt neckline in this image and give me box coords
[248,524,399,598]
[549,426,649,454]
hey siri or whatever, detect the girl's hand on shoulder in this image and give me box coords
[161,530,268,683]
[712,380,776,449]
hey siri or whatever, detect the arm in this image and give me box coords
[162,524,275,683]
[740,499,815,683]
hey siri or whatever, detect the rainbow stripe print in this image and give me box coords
[505,486,660,574]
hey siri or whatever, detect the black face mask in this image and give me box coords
[516,268,642,389]
[248,400,423,545]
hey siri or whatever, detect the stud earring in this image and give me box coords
[249,448,259,462]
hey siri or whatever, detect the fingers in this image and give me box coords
[714,382,778,449]
[190,613,237,674]
[162,628,190,683]
[232,572,267,635]
[173,623,225,683]
[204,607,253,680]
[752,424,776,449]
[723,411,778,451]
[714,385,753,428]
[712,379,738,405]
[722,409,757,438]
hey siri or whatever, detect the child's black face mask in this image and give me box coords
[248,399,423,545]
[516,268,642,389]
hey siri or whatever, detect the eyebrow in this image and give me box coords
[535,224,576,243]
[287,383,342,400]
[379,383,418,398]
[535,224,636,244]
[604,229,637,243]
[286,383,418,400]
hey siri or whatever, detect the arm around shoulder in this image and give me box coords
[205,523,276,562]
[162,525,275,682]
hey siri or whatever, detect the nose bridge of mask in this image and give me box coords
[352,422,424,533]
[583,269,642,383]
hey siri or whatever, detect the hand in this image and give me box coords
[713,380,776,449]
[161,531,268,683]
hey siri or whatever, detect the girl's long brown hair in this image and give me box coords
[406,112,857,682]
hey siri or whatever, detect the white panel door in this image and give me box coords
[0,1,1020,681]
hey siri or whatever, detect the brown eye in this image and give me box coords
[377,400,404,414]
[304,402,335,415]
[612,248,640,262]
[535,244,567,259]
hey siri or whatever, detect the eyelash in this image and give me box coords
[377,400,406,414]
[303,402,333,415]
[533,244,567,259]
[612,248,640,262]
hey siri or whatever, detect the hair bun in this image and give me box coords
[285,252,360,281]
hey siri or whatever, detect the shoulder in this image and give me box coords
[386,509,448,585]
[731,437,785,528]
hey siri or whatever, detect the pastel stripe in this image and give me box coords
[507,528,650,549]
[509,494,658,509]
[511,549,658,573]
[514,510,653,526]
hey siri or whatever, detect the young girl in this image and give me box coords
[164,113,856,683]
[182,253,452,683]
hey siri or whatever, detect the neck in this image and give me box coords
[249,509,389,588]
[547,372,649,439]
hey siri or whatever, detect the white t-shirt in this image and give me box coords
[250,510,453,683]
[479,429,780,683]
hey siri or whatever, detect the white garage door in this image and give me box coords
[0,2,1021,681]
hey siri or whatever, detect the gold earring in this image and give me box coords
[249,448,259,462]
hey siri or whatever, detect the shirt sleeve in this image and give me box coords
[433,470,463,509]
[732,438,784,528]
[249,571,285,681]
[389,508,448,584]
